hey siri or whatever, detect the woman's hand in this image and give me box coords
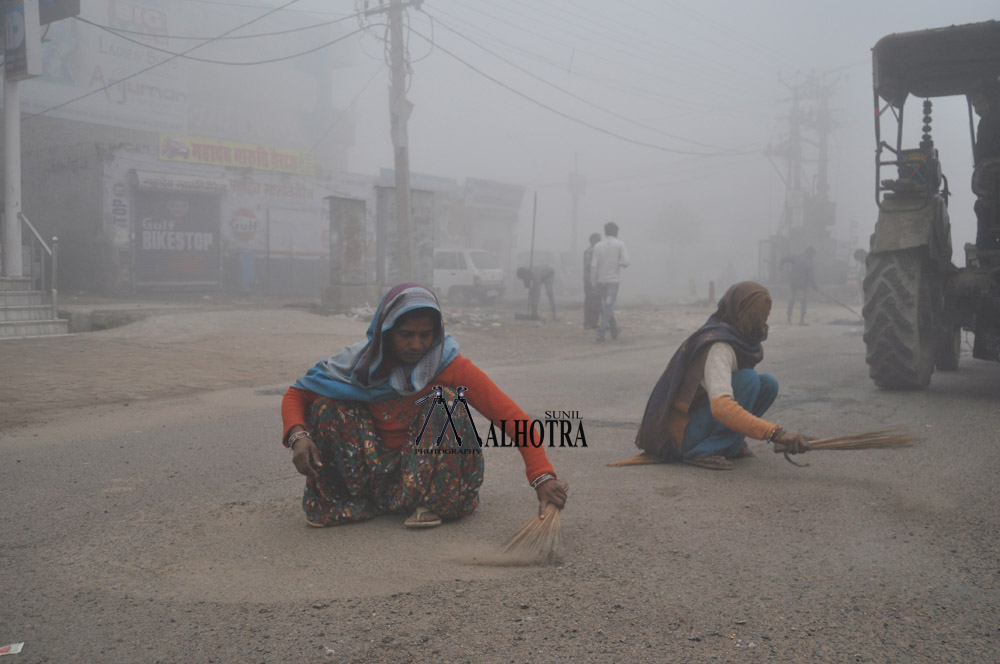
[291,434,323,478]
[535,478,567,518]
[773,431,810,454]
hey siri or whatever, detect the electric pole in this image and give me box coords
[365,0,421,282]
[568,153,586,255]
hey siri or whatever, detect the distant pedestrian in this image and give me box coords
[779,246,816,325]
[516,265,557,320]
[591,222,630,342]
[853,248,868,303]
[583,232,602,329]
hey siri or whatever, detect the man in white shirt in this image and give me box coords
[590,222,630,342]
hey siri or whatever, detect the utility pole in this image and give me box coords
[763,72,841,283]
[3,71,22,276]
[568,153,586,255]
[365,0,421,282]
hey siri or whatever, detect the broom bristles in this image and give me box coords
[777,428,920,452]
[606,454,665,467]
[500,481,568,564]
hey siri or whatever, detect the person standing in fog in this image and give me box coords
[780,246,816,325]
[591,222,630,343]
[583,232,602,329]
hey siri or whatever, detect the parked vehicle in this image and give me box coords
[432,248,505,305]
[863,21,1000,389]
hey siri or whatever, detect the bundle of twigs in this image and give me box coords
[776,428,920,466]
[500,480,568,565]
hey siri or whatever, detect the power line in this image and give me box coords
[476,0,768,98]
[75,17,371,67]
[77,10,363,41]
[25,0,304,121]
[176,0,352,15]
[424,10,751,154]
[407,25,755,158]
[428,0,765,113]
[309,65,384,153]
[415,8,766,127]
[509,0,772,89]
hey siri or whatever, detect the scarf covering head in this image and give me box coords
[634,281,771,459]
[294,283,459,401]
[715,280,771,344]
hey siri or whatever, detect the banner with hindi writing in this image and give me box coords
[158,134,315,176]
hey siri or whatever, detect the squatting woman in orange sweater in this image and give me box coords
[633,281,810,470]
[281,282,566,528]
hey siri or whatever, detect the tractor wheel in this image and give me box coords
[933,326,961,371]
[862,249,938,389]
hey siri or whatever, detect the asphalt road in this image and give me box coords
[1,299,998,663]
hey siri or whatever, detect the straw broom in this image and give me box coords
[500,480,568,564]
[775,428,920,466]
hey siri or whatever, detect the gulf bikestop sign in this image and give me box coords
[133,188,220,289]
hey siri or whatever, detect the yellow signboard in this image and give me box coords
[158,134,315,176]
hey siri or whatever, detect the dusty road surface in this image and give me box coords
[1,297,998,663]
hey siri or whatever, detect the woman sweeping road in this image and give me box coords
[631,281,810,470]
[280,283,566,527]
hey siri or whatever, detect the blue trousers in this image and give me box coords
[596,282,620,339]
[681,369,778,459]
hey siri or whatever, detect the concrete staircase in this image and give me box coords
[0,277,69,338]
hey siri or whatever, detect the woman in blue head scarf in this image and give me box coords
[281,283,566,528]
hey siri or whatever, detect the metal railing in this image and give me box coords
[17,212,58,319]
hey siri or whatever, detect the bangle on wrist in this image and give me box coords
[287,430,312,450]
[530,473,555,489]
[768,426,785,443]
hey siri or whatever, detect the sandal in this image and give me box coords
[734,441,755,459]
[682,455,734,470]
[404,507,442,529]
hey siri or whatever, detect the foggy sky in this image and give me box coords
[23,0,995,297]
[306,0,997,296]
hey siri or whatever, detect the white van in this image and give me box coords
[433,248,505,305]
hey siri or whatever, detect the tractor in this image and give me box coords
[863,20,1000,389]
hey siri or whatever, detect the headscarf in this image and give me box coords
[294,283,460,401]
[716,280,771,344]
[634,281,771,459]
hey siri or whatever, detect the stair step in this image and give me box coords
[0,290,43,306]
[0,277,33,291]
[0,304,56,321]
[0,319,69,338]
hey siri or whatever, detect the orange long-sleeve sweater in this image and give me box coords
[281,354,556,484]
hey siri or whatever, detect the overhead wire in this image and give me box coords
[428,0,772,114]
[309,64,384,153]
[25,0,304,121]
[420,6,773,127]
[74,17,372,67]
[474,0,769,98]
[177,0,351,15]
[514,0,773,88]
[422,9,755,154]
[406,24,759,158]
[78,10,363,41]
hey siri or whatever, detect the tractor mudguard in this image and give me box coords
[870,194,953,268]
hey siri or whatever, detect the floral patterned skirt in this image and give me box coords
[302,388,485,526]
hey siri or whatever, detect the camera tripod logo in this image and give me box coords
[414,386,482,447]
